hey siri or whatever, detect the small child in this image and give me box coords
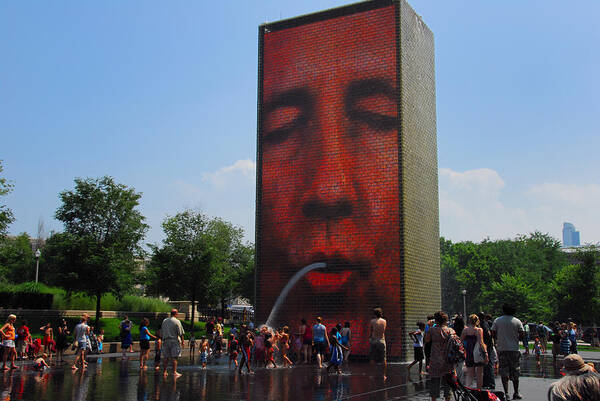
[407,322,425,376]
[228,334,239,369]
[534,337,542,367]
[199,338,209,369]
[189,333,197,355]
[33,354,50,371]
[154,330,162,371]
[265,338,277,368]
[97,329,104,354]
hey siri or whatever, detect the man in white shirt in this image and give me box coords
[491,304,525,400]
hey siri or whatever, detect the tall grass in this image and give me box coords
[0,282,171,312]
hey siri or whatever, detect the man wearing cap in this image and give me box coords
[161,309,185,378]
[547,354,599,401]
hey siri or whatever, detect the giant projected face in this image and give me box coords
[258,5,401,356]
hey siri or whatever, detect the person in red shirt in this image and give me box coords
[16,320,30,360]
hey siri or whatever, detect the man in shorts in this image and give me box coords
[491,304,525,400]
[312,317,329,368]
[161,309,185,378]
[369,307,387,380]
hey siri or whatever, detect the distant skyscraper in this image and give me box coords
[562,222,581,247]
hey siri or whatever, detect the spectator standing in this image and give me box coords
[120,316,133,354]
[369,308,388,381]
[568,323,578,355]
[538,322,548,353]
[560,323,571,356]
[340,321,351,363]
[522,320,530,355]
[71,314,89,371]
[424,311,455,401]
[0,314,18,370]
[139,318,157,370]
[55,319,69,363]
[491,304,524,400]
[313,317,329,369]
[161,309,185,378]
[478,312,496,389]
[461,314,488,389]
[15,320,30,360]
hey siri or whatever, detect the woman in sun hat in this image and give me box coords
[547,354,599,401]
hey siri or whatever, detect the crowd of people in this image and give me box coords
[1,305,599,401]
[407,304,599,401]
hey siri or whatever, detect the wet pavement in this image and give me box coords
[0,351,597,401]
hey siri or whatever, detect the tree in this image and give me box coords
[0,161,15,238]
[0,233,34,283]
[550,246,600,324]
[46,176,148,325]
[146,210,214,331]
[205,218,254,316]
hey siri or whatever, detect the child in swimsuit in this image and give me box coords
[199,339,209,369]
[33,354,50,371]
[228,334,239,369]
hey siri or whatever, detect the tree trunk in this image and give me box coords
[221,297,226,320]
[95,291,102,331]
[190,287,196,333]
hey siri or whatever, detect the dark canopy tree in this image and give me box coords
[145,210,214,330]
[45,176,148,325]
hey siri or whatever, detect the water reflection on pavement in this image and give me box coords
[0,353,592,401]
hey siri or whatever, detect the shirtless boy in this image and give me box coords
[369,308,387,380]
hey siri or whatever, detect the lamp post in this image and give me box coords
[461,289,467,318]
[35,249,41,283]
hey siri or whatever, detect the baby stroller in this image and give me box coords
[444,372,506,401]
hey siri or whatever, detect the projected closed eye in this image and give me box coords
[345,79,398,132]
[263,88,312,144]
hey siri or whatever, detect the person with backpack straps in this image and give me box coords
[425,311,460,401]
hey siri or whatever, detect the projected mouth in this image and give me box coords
[305,257,366,293]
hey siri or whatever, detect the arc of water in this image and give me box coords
[265,262,326,328]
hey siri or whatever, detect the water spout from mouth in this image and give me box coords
[265,262,326,328]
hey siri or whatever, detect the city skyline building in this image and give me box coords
[562,222,581,247]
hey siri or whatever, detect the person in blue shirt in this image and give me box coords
[139,318,157,370]
[312,317,330,368]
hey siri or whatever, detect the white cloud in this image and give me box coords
[201,159,256,188]
[439,168,600,244]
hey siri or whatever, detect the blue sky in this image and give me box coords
[2,0,599,246]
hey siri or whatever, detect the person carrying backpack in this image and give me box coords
[425,311,458,401]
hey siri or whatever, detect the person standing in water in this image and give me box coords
[369,308,387,381]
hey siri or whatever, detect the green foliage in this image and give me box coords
[146,210,255,319]
[45,176,148,321]
[0,233,34,283]
[440,232,597,323]
[0,161,15,237]
[550,246,600,325]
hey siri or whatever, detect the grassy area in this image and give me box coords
[0,282,171,312]
[519,344,600,352]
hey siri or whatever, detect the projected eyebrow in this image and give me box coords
[263,88,313,144]
[344,79,398,131]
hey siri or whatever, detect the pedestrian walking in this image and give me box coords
[461,314,488,389]
[313,317,329,369]
[407,322,425,376]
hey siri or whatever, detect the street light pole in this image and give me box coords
[35,249,41,283]
[461,289,467,318]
